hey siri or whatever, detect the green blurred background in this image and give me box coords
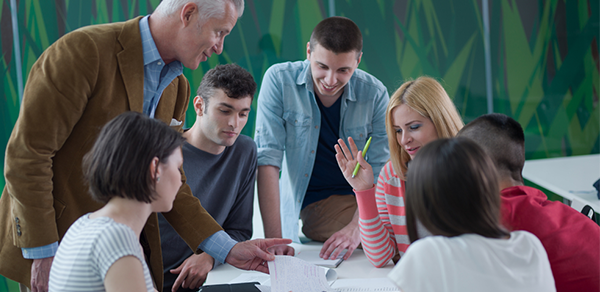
[0,0,598,290]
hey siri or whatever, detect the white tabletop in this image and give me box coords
[205,242,395,285]
[522,154,600,211]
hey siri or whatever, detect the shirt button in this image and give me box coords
[157,62,162,65]
[295,120,298,124]
[360,134,363,138]
[311,150,315,154]
[305,174,308,177]
[315,126,319,129]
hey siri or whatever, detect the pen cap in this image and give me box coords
[362,136,373,157]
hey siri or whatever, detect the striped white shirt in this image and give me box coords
[49,214,154,292]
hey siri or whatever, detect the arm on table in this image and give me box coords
[334,138,397,267]
[257,166,294,256]
[253,65,294,255]
[225,238,292,273]
[357,164,403,268]
[319,208,360,260]
[312,137,374,261]
[257,165,282,238]
[170,253,214,292]
[355,184,398,268]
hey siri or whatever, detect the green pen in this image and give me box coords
[352,136,372,178]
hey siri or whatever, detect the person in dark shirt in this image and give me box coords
[159,64,261,292]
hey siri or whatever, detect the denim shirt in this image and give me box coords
[255,60,390,242]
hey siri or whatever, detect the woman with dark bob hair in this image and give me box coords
[49,112,185,291]
[387,138,555,292]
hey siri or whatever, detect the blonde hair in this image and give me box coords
[386,76,464,179]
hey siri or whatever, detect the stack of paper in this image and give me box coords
[225,255,399,292]
[260,256,336,292]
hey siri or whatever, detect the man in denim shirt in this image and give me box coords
[255,17,390,260]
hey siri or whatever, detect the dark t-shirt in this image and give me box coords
[159,135,257,291]
[303,96,353,209]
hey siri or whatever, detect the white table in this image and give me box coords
[522,154,600,212]
[205,242,395,285]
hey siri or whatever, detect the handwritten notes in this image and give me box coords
[266,255,336,292]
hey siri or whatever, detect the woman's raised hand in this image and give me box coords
[335,137,375,191]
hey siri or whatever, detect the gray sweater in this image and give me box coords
[158,135,256,290]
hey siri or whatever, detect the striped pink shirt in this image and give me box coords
[355,161,410,268]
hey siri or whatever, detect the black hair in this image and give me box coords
[196,64,257,107]
[457,113,525,182]
[309,16,362,54]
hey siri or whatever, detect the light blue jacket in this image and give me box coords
[255,60,390,242]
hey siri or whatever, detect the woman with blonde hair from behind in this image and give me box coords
[335,76,463,267]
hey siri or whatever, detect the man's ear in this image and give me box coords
[356,51,363,66]
[180,2,198,27]
[306,42,311,60]
[193,95,205,116]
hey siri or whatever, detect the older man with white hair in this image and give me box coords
[0,1,290,291]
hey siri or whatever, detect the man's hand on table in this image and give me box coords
[31,256,53,292]
[320,220,360,261]
[170,252,214,292]
[225,238,292,273]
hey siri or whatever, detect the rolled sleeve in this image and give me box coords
[22,242,58,259]
[199,230,236,265]
[255,66,287,169]
[256,147,284,168]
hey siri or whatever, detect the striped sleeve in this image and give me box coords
[355,161,408,268]
[93,224,145,280]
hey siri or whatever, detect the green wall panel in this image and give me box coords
[491,0,599,158]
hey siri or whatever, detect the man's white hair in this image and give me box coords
[155,0,244,19]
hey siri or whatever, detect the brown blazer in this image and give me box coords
[0,17,222,290]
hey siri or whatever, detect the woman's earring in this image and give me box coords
[156,176,161,182]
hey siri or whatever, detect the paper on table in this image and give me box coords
[266,255,337,292]
[295,250,346,268]
[331,278,399,292]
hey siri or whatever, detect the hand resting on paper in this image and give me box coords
[225,238,292,273]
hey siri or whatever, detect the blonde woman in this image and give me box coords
[335,76,463,267]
